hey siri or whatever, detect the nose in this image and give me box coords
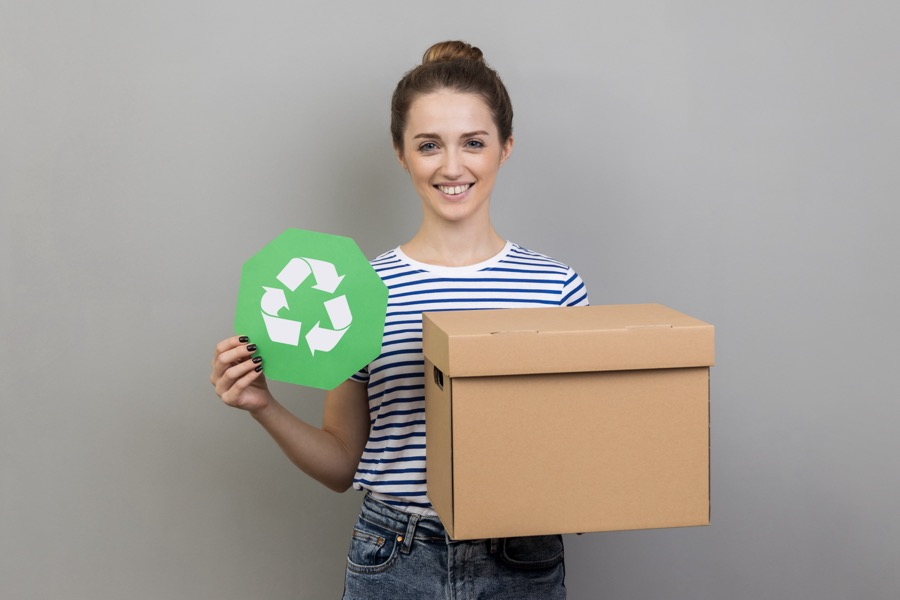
[440,148,464,179]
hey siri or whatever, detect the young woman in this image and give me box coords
[211,41,589,599]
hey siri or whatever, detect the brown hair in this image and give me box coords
[390,41,513,150]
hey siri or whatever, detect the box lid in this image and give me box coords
[422,303,714,377]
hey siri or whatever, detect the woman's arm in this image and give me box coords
[211,336,370,492]
[250,379,370,492]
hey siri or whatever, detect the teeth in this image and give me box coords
[438,184,470,195]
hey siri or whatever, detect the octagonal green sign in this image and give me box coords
[234,229,388,390]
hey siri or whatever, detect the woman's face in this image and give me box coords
[396,90,512,226]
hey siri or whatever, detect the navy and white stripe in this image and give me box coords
[351,241,589,515]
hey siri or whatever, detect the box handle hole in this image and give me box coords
[433,366,444,390]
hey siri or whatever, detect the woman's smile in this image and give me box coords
[437,183,472,196]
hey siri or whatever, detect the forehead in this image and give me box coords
[404,90,496,137]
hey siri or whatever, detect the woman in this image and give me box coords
[211,41,589,598]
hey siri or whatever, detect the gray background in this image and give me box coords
[2,1,898,598]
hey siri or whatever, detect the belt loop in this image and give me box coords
[399,513,419,555]
[490,537,500,555]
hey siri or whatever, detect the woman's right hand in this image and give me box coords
[210,336,273,412]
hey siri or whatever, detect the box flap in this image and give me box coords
[422,304,714,377]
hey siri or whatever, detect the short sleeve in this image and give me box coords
[350,366,370,384]
[560,267,589,307]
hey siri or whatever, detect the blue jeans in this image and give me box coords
[342,494,566,599]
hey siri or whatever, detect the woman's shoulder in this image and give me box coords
[370,247,401,264]
[503,242,575,271]
[504,242,590,306]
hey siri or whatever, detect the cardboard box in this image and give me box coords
[422,303,714,540]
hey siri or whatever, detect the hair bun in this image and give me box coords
[422,40,484,65]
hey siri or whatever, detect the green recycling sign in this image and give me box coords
[234,229,388,390]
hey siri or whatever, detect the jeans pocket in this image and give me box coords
[500,535,565,570]
[345,518,400,574]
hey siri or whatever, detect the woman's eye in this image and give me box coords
[418,142,438,152]
[465,139,485,149]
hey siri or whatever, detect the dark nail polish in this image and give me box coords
[238,336,249,343]
[246,344,257,352]
[254,365,263,372]
[252,356,263,364]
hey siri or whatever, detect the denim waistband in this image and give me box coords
[359,493,449,544]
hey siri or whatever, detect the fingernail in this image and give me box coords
[238,336,249,343]
[254,365,263,372]
[252,356,263,364]
[246,344,257,352]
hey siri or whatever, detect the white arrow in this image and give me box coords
[260,286,289,317]
[262,313,302,346]
[323,295,352,330]
[305,258,345,294]
[306,322,349,355]
[277,258,312,292]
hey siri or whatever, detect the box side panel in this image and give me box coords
[422,314,451,373]
[707,370,712,525]
[423,358,455,537]
[449,367,710,538]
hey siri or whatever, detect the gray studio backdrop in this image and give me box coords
[2,2,898,599]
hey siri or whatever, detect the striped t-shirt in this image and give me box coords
[350,241,590,515]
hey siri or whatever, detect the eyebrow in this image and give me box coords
[412,130,492,140]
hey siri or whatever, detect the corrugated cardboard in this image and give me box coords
[423,303,714,540]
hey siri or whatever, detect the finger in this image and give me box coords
[215,353,263,392]
[212,341,258,378]
[220,360,265,406]
[212,335,252,362]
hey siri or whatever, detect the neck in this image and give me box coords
[402,220,505,267]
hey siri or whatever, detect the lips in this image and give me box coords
[436,184,472,196]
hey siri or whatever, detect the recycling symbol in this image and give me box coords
[234,229,389,390]
[261,257,351,354]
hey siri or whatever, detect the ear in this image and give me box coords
[499,136,514,165]
[395,145,409,172]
